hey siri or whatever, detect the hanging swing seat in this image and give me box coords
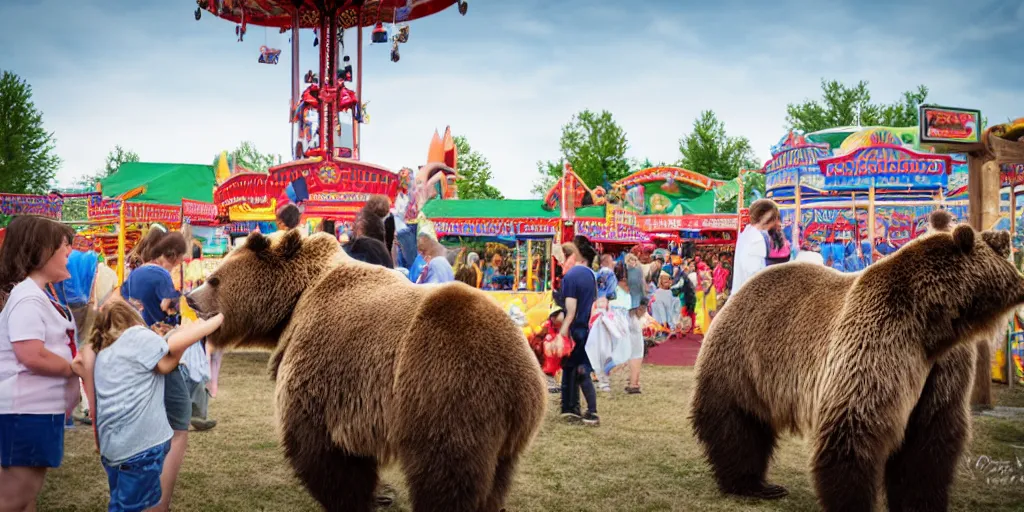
[258,46,282,64]
[371,22,389,43]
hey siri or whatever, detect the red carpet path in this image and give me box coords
[645,334,703,367]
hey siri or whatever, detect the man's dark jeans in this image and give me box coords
[560,326,597,415]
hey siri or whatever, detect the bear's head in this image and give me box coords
[186,230,340,349]
[875,225,1024,356]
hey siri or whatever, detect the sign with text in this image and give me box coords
[181,199,218,224]
[214,173,270,208]
[432,218,557,238]
[638,214,738,232]
[819,144,952,191]
[0,193,63,219]
[919,105,982,144]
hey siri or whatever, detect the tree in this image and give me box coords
[785,79,931,133]
[231,141,278,173]
[714,171,765,214]
[452,136,503,200]
[532,110,630,195]
[0,71,61,196]
[73,145,140,189]
[678,110,760,182]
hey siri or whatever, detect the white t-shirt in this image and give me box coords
[0,278,76,414]
[795,250,825,265]
[732,225,768,294]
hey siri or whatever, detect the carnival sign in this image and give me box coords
[181,199,218,224]
[432,218,557,238]
[0,193,63,219]
[818,145,952,190]
[638,214,738,232]
[763,145,831,193]
[214,173,270,208]
[575,219,650,243]
[88,196,181,224]
[919,105,982,144]
[1000,163,1024,188]
[267,160,399,200]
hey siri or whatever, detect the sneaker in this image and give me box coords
[625,386,642,394]
[190,418,218,431]
[64,415,75,430]
[581,412,600,426]
[547,386,560,394]
[560,411,581,423]
[599,383,611,393]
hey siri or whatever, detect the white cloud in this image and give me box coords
[2,0,1019,201]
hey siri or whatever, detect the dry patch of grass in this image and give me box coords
[41,352,1024,511]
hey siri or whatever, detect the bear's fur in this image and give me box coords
[690,224,1024,511]
[187,231,547,512]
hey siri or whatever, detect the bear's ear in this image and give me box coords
[276,230,303,260]
[982,230,1011,258]
[952,225,975,254]
[245,231,272,254]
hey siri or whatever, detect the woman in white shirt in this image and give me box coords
[731,199,781,294]
[0,216,77,511]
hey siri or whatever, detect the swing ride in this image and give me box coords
[196,0,466,225]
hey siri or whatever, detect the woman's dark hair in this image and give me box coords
[0,216,75,301]
[768,226,786,250]
[384,214,395,251]
[321,220,336,237]
[343,236,394,268]
[572,235,597,267]
[276,204,302,229]
[357,211,386,243]
[127,226,166,268]
[613,262,626,282]
[358,196,389,245]
[145,232,188,263]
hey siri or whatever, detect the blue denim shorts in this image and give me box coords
[102,440,171,512]
[164,365,191,431]
[0,413,65,468]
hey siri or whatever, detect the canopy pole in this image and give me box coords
[793,178,802,251]
[290,6,300,159]
[116,201,126,286]
[526,239,533,291]
[354,4,363,160]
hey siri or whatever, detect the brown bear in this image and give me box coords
[690,224,1024,511]
[186,230,547,512]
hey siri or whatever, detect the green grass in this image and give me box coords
[40,352,1024,511]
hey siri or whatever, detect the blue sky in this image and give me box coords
[1,0,1021,198]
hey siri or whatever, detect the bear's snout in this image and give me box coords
[186,293,201,313]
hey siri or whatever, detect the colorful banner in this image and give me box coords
[181,199,218,224]
[919,106,982,144]
[0,193,63,219]
[819,145,952,190]
[214,173,270,208]
[267,160,399,200]
[638,214,738,232]
[763,145,831,192]
[575,219,650,243]
[87,196,181,224]
[1000,163,1024,188]
[432,218,557,238]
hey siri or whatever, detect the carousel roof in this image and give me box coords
[202,0,458,29]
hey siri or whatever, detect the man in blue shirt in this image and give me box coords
[416,233,454,284]
[559,237,599,426]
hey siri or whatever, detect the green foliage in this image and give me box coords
[73,145,140,189]
[678,110,759,181]
[231,141,279,173]
[0,71,61,195]
[452,136,503,200]
[785,79,931,132]
[532,110,630,195]
[715,172,765,214]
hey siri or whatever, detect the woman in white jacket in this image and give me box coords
[731,199,781,294]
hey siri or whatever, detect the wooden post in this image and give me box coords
[526,239,533,290]
[793,179,802,251]
[515,240,521,290]
[116,201,126,286]
[867,180,876,261]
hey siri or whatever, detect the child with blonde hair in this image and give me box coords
[73,300,223,511]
